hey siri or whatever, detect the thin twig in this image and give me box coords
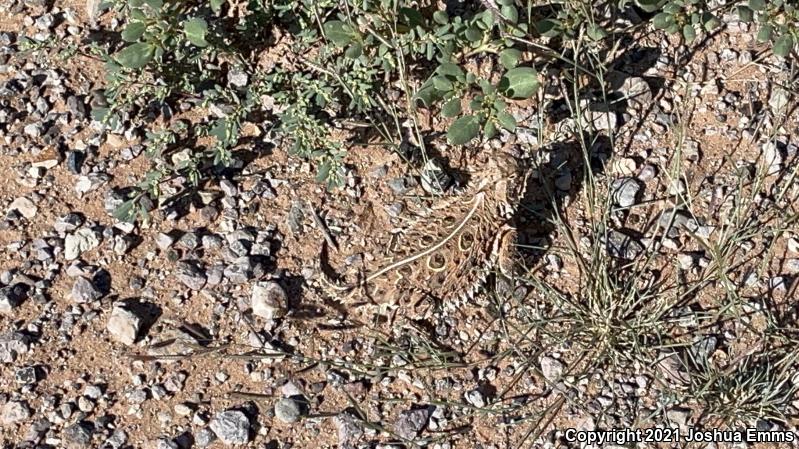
[306,201,338,251]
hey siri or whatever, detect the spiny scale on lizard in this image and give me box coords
[318,151,528,307]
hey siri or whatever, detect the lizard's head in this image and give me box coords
[480,152,527,218]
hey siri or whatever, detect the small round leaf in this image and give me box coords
[183,17,209,47]
[324,20,355,47]
[114,42,155,69]
[484,120,497,139]
[496,111,516,132]
[757,24,773,43]
[652,12,674,30]
[773,34,794,57]
[210,0,226,14]
[499,67,539,99]
[737,6,754,22]
[702,13,721,31]
[499,48,521,69]
[432,76,453,92]
[535,19,560,37]
[121,21,146,42]
[345,42,363,58]
[441,98,462,117]
[433,11,449,25]
[465,26,483,42]
[636,0,664,13]
[447,115,481,145]
[436,63,465,80]
[500,5,518,24]
[682,24,696,42]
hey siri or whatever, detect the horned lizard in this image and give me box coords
[319,151,528,307]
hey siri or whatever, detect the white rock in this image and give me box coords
[274,398,302,424]
[64,228,101,260]
[789,238,799,253]
[251,282,287,320]
[540,356,564,382]
[1,401,31,424]
[769,88,790,114]
[209,410,250,445]
[611,178,640,207]
[174,403,193,416]
[107,304,142,345]
[8,197,37,219]
[612,157,638,176]
[762,142,782,175]
[677,253,695,270]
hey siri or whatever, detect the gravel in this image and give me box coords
[666,407,691,429]
[223,256,263,284]
[195,428,217,447]
[8,196,37,219]
[155,232,176,250]
[1,400,31,424]
[104,430,128,449]
[540,356,564,382]
[637,164,657,182]
[0,331,30,363]
[14,366,37,384]
[274,397,303,423]
[0,283,28,313]
[251,281,287,319]
[0,9,793,448]
[334,412,364,449]
[762,142,783,175]
[611,177,640,208]
[54,213,83,233]
[70,276,103,303]
[604,229,644,260]
[420,158,453,195]
[64,228,101,260]
[209,410,250,445]
[657,209,698,236]
[683,139,701,162]
[175,260,207,291]
[106,303,142,345]
[393,408,429,440]
[464,389,487,407]
[387,176,417,195]
[63,421,94,447]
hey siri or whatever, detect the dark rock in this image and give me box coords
[388,176,417,195]
[394,408,429,440]
[66,95,86,120]
[66,151,85,174]
[0,283,28,313]
[175,260,207,291]
[70,277,103,303]
[604,229,644,260]
[14,366,36,384]
[63,421,94,447]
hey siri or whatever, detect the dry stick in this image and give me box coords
[515,396,566,449]
[227,391,277,401]
[305,201,339,251]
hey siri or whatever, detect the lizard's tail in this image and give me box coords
[316,241,357,293]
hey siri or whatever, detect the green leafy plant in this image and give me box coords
[637,0,721,42]
[738,0,798,57]
[84,0,795,224]
[427,62,535,144]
